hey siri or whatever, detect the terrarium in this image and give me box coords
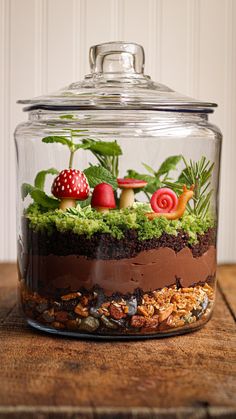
[15,42,221,338]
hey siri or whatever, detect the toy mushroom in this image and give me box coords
[91,183,116,213]
[117,178,148,209]
[52,169,90,210]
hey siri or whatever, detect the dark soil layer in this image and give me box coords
[21,219,216,260]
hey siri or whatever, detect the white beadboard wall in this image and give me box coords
[0,0,236,262]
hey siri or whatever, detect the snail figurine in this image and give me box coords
[146,185,194,220]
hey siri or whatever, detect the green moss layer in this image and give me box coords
[25,203,215,245]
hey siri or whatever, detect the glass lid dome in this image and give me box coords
[18,41,217,112]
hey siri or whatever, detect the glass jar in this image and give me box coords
[15,42,221,338]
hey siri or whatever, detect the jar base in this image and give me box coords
[27,315,212,340]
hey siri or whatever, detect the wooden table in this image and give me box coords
[0,264,235,419]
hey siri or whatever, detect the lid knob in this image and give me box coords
[89,41,145,75]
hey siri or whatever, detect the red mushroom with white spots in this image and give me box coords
[52,169,90,210]
[117,178,148,209]
[91,183,116,213]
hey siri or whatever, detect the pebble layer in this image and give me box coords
[20,281,215,336]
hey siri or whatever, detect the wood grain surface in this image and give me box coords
[0,263,235,419]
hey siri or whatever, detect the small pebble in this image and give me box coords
[74,303,89,317]
[61,292,81,301]
[127,297,137,316]
[42,309,55,323]
[110,318,126,328]
[55,311,69,322]
[201,295,209,311]
[100,315,118,329]
[192,296,209,319]
[36,302,48,313]
[79,316,100,332]
[66,318,81,330]
[90,307,102,318]
[94,289,106,307]
[61,299,78,311]
[110,304,125,320]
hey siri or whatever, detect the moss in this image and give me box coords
[25,203,215,244]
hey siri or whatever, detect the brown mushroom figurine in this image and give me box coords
[117,178,148,209]
[52,169,90,210]
[91,183,116,213]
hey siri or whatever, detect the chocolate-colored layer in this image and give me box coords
[21,246,216,297]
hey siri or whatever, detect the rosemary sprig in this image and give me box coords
[165,156,214,217]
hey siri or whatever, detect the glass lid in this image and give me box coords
[18,41,217,112]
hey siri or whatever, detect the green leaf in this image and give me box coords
[142,163,156,175]
[82,139,122,156]
[42,136,73,148]
[21,183,34,200]
[74,142,95,151]
[164,180,183,194]
[34,168,58,190]
[21,183,59,209]
[145,179,162,194]
[173,156,215,217]
[126,170,161,195]
[156,155,182,176]
[178,168,192,186]
[84,165,117,189]
[76,197,91,208]
[195,190,213,214]
[30,189,59,209]
[21,182,59,209]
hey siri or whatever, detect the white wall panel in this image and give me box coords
[0,0,235,262]
[34,0,48,94]
[121,0,156,76]
[47,0,75,91]
[0,0,10,260]
[161,0,189,92]
[80,0,114,76]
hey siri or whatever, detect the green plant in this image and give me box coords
[42,132,122,172]
[164,156,214,217]
[83,165,117,189]
[22,168,59,209]
[21,133,121,209]
[127,155,214,218]
[82,139,121,177]
[40,133,122,206]
[126,155,182,199]
[42,131,91,169]
[22,125,214,221]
